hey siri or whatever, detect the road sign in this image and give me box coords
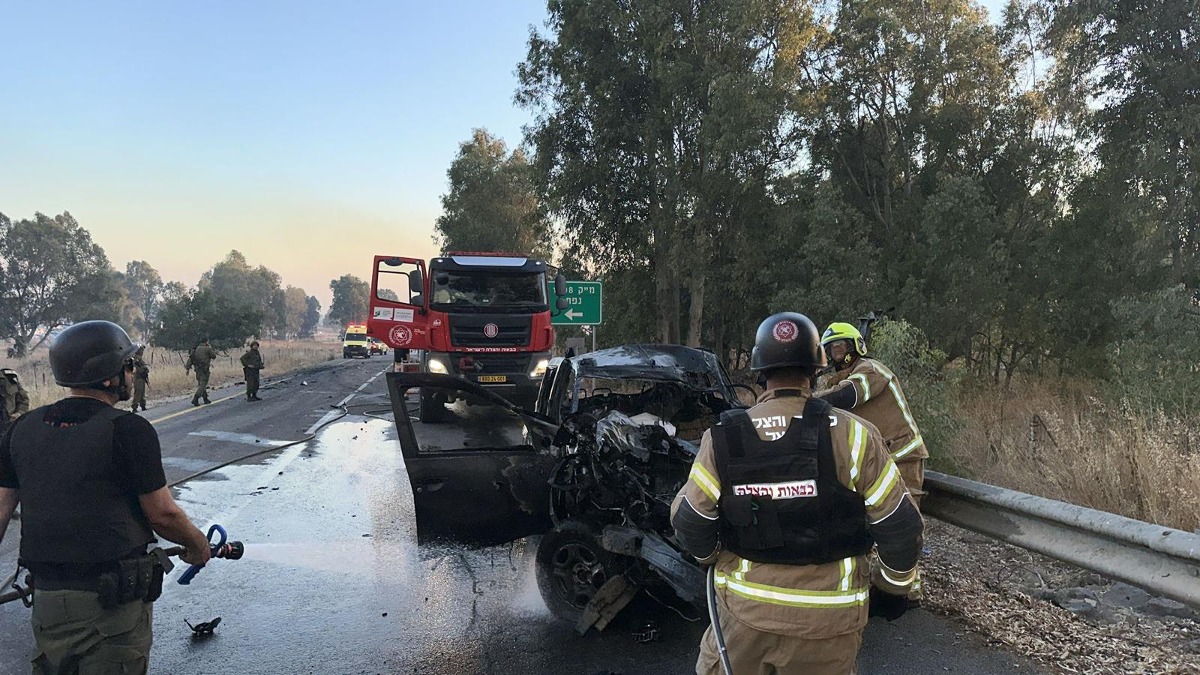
[550,281,603,326]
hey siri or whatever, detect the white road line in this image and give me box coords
[304,410,341,435]
[187,430,290,447]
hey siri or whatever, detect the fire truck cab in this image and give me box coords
[368,253,566,422]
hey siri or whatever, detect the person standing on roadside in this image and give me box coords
[1,367,31,426]
[0,320,211,674]
[130,346,150,412]
[239,341,264,402]
[185,339,217,406]
[672,312,923,675]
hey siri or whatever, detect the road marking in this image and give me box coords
[147,392,242,424]
[305,410,341,435]
[187,430,290,447]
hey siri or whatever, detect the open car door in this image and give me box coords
[386,372,559,546]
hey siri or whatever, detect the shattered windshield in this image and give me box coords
[430,272,546,310]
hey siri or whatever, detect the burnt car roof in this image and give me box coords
[571,344,722,383]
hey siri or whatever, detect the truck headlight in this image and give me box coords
[428,359,448,374]
[530,359,550,378]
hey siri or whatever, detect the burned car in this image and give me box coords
[386,344,751,633]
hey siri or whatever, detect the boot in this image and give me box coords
[191,399,200,407]
[203,397,212,404]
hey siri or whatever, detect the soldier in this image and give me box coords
[0,320,211,673]
[130,346,150,412]
[239,341,264,402]
[672,312,923,674]
[1,367,31,426]
[184,339,217,406]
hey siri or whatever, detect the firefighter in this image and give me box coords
[0,320,211,673]
[813,323,928,506]
[671,312,924,675]
[1,367,31,425]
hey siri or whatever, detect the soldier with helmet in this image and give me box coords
[814,323,928,506]
[0,320,211,673]
[1,367,31,426]
[185,338,217,406]
[671,312,924,674]
[130,346,150,413]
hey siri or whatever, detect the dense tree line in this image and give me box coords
[0,213,323,354]
[434,0,1199,393]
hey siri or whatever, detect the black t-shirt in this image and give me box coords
[0,397,167,495]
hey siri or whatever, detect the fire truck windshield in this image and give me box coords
[431,271,546,310]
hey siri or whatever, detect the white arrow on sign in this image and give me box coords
[565,309,583,320]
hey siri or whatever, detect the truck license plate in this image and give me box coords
[477,375,507,383]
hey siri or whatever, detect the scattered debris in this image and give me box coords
[631,620,660,644]
[923,520,1200,674]
[186,617,221,637]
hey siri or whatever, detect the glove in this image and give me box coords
[868,586,908,621]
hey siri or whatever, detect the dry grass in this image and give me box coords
[948,376,1200,533]
[2,340,341,409]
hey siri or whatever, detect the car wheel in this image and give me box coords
[535,520,620,624]
[418,389,447,423]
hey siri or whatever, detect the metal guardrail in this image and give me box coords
[922,470,1200,610]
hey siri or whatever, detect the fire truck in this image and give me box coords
[367,252,566,422]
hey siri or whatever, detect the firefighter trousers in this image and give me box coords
[697,610,862,675]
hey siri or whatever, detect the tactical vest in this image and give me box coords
[712,397,872,566]
[9,405,155,565]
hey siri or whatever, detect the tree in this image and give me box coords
[300,295,322,338]
[198,251,286,333]
[518,0,819,345]
[327,275,370,327]
[154,289,263,353]
[435,129,550,257]
[281,286,309,338]
[122,260,164,339]
[0,212,117,356]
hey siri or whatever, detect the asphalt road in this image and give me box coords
[0,359,1047,674]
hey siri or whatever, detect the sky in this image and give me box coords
[0,0,1008,312]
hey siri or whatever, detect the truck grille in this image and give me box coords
[449,315,532,347]
[450,354,531,374]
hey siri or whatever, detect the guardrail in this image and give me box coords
[922,471,1200,610]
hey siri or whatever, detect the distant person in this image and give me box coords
[239,341,264,402]
[0,320,211,673]
[184,339,217,406]
[1,367,31,426]
[130,346,150,412]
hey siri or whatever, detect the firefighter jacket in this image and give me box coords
[711,398,871,566]
[815,357,927,466]
[670,388,914,639]
[1,369,30,422]
[8,406,155,564]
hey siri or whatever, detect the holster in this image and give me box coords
[97,553,167,610]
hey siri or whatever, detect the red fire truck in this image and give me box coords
[367,252,566,422]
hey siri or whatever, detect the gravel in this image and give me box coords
[921,520,1200,674]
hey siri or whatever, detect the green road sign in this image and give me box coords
[550,281,603,326]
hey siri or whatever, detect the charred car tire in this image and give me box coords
[535,520,620,623]
[418,389,447,423]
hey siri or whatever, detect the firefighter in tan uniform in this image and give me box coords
[672,313,924,675]
[813,323,928,506]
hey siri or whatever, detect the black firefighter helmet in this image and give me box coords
[50,321,139,388]
[750,312,826,373]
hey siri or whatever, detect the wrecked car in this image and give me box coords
[386,344,753,634]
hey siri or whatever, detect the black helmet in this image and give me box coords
[750,312,826,372]
[50,321,139,387]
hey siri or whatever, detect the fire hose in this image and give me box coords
[0,524,243,606]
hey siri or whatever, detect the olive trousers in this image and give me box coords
[30,589,152,674]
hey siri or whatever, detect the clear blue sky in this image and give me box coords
[0,0,1008,310]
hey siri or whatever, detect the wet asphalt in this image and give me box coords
[0,359,1045,674]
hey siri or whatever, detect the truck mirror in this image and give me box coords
[554,274,567,296]
[556,297,569,311]
[410,294,424,307]
[408,269,423,294]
